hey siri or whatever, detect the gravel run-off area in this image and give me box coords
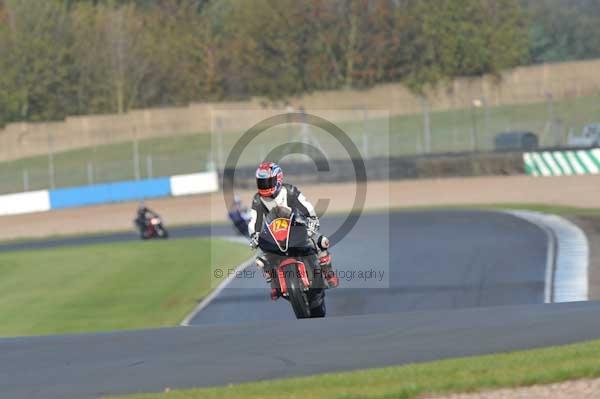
[427,378,600,399]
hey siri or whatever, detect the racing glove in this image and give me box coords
[249,232,260,249]
[307,217,320,237]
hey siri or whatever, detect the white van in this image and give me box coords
[568,124,600,147]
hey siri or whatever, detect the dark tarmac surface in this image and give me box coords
[3,302,600,399]
[1,210,590,399]
[191,210,548,324]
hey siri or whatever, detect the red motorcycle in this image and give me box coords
[135,214,169,240]
[258,207,327,319]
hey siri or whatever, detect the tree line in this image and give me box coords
[525,0,600,63]
[0,0,596,127]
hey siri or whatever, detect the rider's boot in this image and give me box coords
[316,235,338,288]
[257,256,280,300]
[319,250,339,288]
[256,256,271,282]
[270,287,281,301]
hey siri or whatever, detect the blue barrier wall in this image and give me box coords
[0,172,219,216]
[49,177,172,209]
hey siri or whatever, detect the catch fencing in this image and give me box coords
[1,59,600,195]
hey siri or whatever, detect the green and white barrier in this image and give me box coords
[524,149,600,176]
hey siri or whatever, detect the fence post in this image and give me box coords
[286,104,294,143]
[362,131,369,159]
[259,144,266,162]
[132,126,140,180]
[361,107,369,158]
[23,169,29,192]
[546,93,562,146]
[471,99,483,152]
[216,117,224,171]
[146,155,153,178]
[421,96,431,153]
[482,98,490,150]
[210,107,225,171]
[87,162,94,185]
[47,131,55,189]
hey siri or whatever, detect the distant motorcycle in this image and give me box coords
[135,212,169,240]
[228,197,251,237]
[228,208,251,237]
[258,206,327,319]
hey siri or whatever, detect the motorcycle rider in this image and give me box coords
[135,204,160,233]
[249,162,339,300]
[228,195,251,237]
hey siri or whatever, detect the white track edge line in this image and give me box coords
[502,210,556,303]
[180,234,252,326]
[502,210,589,303]
[180,257,253,326]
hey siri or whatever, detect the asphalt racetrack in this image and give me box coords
[2,210,600,399]
[191,210,548,324]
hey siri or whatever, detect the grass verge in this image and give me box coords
[0,238,250,336]
[105,338,600,399]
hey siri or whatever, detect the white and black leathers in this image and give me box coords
[248,183,317,238]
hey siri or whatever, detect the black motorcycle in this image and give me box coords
[258,206,327,319]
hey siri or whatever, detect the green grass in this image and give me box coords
[2,93,599,194]
[0,238,250,337]
[105,338,600,399]
[101,202,600,399]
